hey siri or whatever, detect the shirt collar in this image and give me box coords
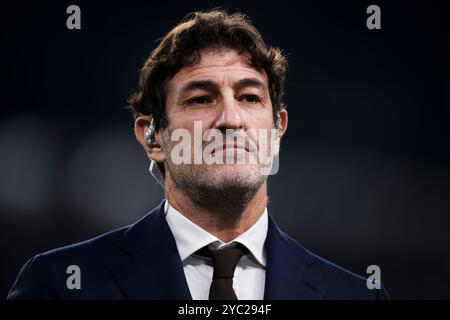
[164,199,268,267]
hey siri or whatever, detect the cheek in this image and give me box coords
[167,105,218,127]
[243,111,276,148]
[243,109,274,129]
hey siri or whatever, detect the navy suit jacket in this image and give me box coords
[7,201,389,299]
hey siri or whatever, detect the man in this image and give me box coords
[7,9,388,300]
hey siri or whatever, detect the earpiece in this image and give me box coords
[144,119,155,145]
[144,118,165,189]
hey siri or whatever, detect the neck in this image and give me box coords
[165,175,268,243]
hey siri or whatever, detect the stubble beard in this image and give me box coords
[162,129,268,220]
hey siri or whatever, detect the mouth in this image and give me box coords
[222,143,249,152]
[208,143,250,156]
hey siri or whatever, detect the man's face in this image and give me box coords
[159,48,283,194]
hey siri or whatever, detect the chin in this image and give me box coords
[202,164,263,185]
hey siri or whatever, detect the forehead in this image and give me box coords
[168,48,269,89]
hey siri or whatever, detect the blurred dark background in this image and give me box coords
[1,0,449,299]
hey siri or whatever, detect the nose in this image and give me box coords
[212,91,245,131]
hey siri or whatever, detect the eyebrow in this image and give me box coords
[233,77,267,92]
[178,80,219,100]
[177,77,267,100]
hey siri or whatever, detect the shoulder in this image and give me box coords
[7,203,167,300]
[6,225,130,300]
[40,224,130,263]
[279,230,389,299]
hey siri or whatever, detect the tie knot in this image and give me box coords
[198,243,248,279]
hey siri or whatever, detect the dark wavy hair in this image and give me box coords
[126,8,288,130]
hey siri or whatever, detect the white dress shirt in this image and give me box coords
[164,200,268,300]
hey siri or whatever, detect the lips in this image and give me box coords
[221,142,249,152]
[206,141,252,155]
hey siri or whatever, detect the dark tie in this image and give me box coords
[197,243,249,300]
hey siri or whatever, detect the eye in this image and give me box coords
[239,94,262,103]
[186,96,213,105]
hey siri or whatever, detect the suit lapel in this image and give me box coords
[106,201,329,300]
[264,215,330,299]
[107,202,192,299]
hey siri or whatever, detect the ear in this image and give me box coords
[134,115,167,163]
[271,108,288,157]
[277,108,288,137]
